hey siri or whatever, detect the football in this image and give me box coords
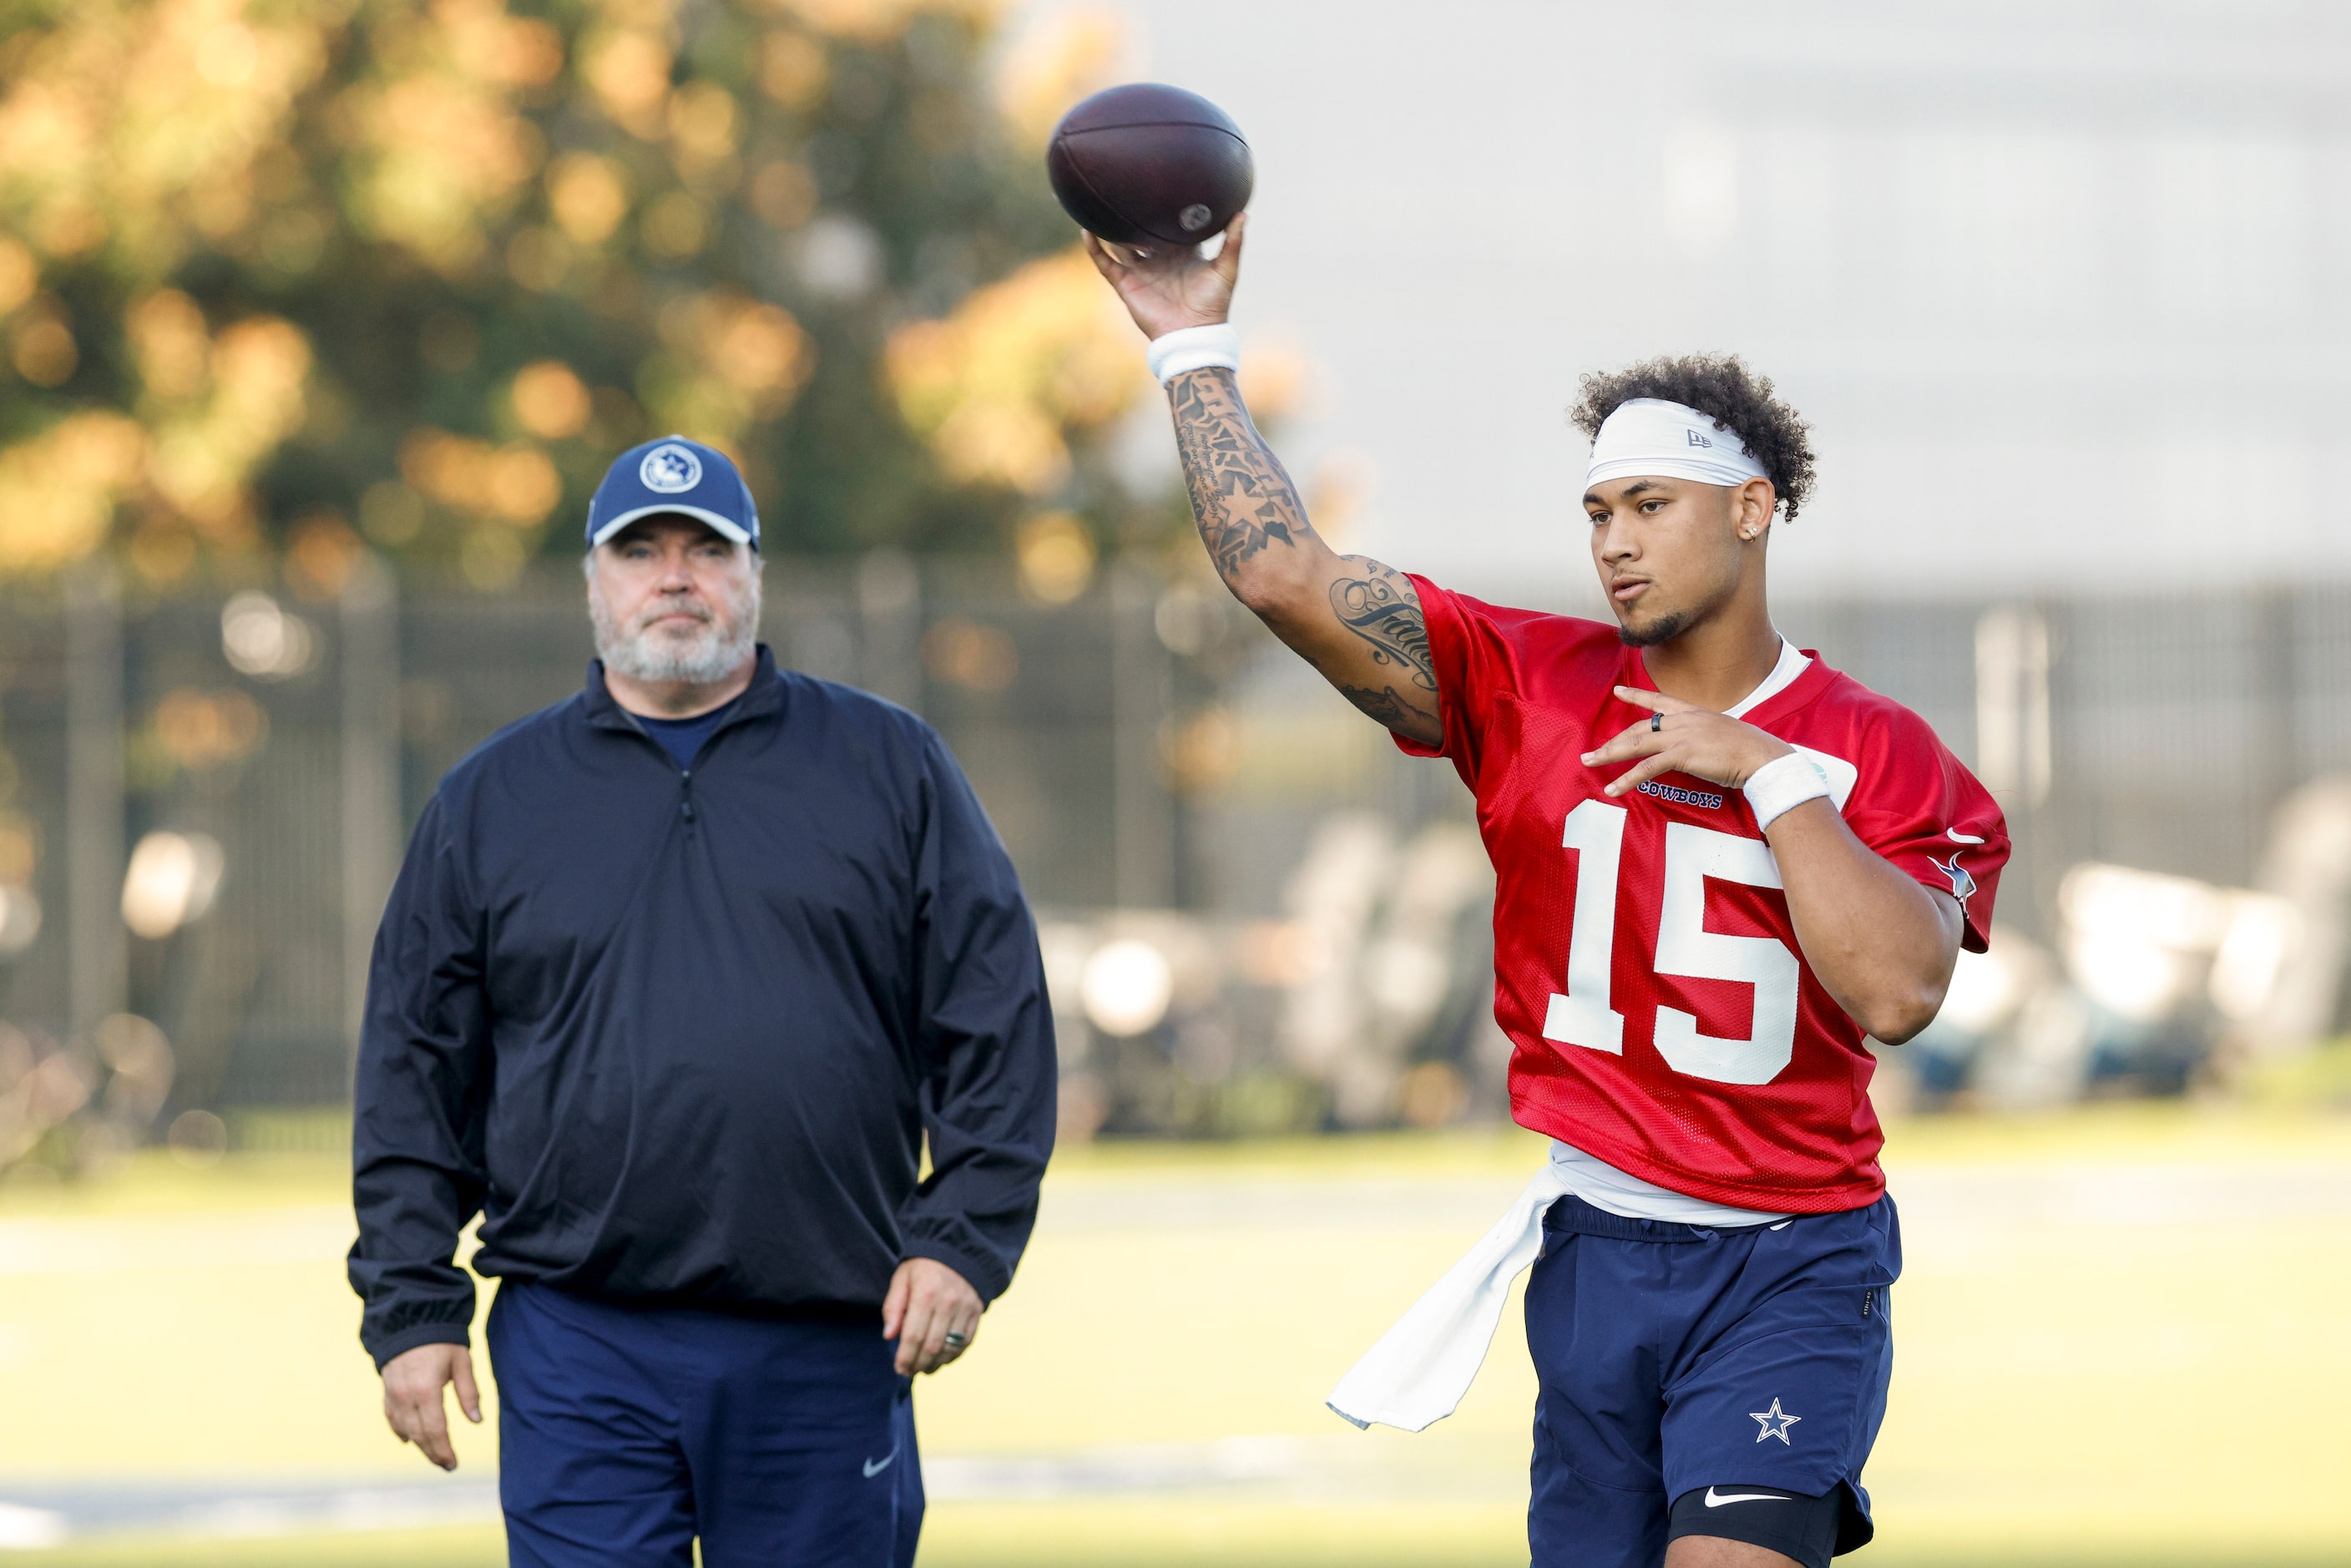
[1046,83,1253,249]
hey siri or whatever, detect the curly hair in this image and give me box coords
[1570,354,1817,522]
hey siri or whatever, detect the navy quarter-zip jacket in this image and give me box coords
[349,648,1056,1368]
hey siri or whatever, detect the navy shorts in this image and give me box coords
[1524,1194,1899,1567]
[487,1281,922,1568]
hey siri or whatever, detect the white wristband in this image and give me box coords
[1146,323,1240,385]
[1743,751,1831,831]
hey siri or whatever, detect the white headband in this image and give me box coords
[1585,398,1769,492]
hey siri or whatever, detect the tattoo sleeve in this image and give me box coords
[1168,367,1309,580]
[1328,560,1439,731]
[1165,367,1441,740]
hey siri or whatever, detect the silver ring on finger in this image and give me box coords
[943,1330,969,1349]
[1651,711,1664,732]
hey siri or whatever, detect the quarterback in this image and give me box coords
[1088,219,2007,1568]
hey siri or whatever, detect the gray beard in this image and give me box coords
[589,574,762,685]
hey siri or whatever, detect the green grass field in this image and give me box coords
[3,1106,2348,1566]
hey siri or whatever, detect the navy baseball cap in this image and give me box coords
[586,436,760,549]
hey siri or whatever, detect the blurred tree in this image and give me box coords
[0,0,1152,591]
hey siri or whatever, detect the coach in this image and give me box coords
[348,436,1056,1567]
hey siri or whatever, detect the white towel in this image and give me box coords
[1327,1140,1791,1431]
[1324,1152,1575,1433]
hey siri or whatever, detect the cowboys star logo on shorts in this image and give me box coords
[640,443,703,494]
[1749,1398,1801,1444]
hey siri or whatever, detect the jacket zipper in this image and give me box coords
[615,698,745,826]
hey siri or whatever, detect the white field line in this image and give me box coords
[1,1439,1493,1547]
[0,1483,503,1550]
[165,1482,503,1539]
[3,1162,2349,1277]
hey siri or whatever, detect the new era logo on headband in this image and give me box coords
[1587,398,1769,491]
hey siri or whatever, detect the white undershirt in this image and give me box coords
[1726,635,1810,720]
[1550,637,1811,1227]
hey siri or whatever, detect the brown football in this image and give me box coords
[1047,83,1253,249]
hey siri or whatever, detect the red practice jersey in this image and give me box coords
[1399,578,2010,1212]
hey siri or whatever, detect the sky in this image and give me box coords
[1009,0,2351,603]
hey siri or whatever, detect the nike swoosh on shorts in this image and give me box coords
[862,1448,897,1479]
[1704,1487,1789,1507]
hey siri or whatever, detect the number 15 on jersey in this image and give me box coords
[1542,800,1801,1088]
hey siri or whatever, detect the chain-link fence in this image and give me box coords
[3,560,2348,1156]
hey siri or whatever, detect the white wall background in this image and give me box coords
[1009,0,2351,601]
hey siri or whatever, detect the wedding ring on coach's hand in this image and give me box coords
[943,1331,969,1349]
[1651,711,1664,731]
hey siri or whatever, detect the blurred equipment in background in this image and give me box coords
[0,1013,175,1175]
[1895,830,2321,1110]
[1897,927,2057,1107]
[1039,812,1501,1141]
[2246,777,2351,1055]
[1078,935,1180,1038]
[1277,814,1494,1129]
[14,569,2351,1164]
[119,832,224,941]
[2055,862,2293,1095]
[220,594,317,682]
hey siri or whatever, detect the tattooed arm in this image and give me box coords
[1162,367,1440,742]
[1084,220,1443,747]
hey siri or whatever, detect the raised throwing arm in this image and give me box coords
[1086,222,1443,748]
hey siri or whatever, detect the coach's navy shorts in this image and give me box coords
[1524,1193,1899,1567]
[487,1281,921,1568]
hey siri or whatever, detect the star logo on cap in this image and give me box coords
[1749,1398,1801,1444]
[640,443,702,493]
